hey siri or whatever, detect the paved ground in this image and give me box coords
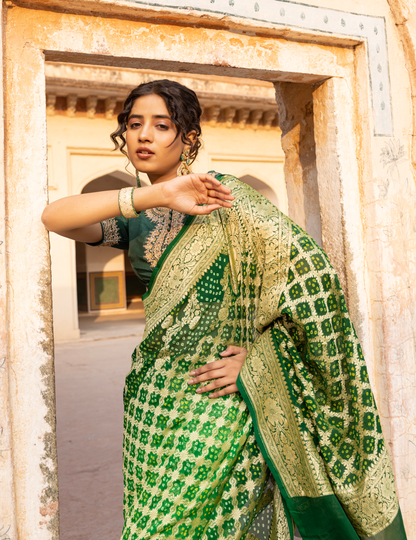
[55,311,145,540]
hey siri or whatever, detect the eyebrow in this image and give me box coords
[128,114,171,120]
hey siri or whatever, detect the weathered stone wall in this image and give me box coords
[0,0,415,538]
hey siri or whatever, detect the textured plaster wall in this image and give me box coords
[3,13,59,540]
[0,3,18,540]
[1,0,415,538]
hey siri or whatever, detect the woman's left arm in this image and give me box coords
[187,345,247,398]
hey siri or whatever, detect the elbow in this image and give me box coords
[41,206,54,232]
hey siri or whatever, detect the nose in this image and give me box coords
[138,121,153,143]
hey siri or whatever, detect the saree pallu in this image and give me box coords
[121,174,407,540]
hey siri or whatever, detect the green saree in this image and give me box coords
[121,174,406,540]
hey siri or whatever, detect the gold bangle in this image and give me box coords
[118,187,139,219]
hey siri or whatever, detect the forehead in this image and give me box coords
[130,94,170,116]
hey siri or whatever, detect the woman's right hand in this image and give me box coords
[159,173,234,215]
[41,173,234,243]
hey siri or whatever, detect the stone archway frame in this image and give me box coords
[2,2,388,539]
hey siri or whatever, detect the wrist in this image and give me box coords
[154,181,171,208]
[132,182,168,211]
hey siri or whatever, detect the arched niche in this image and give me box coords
[239,174,279,206]
[76,172,145,315]
[80,170,136,194]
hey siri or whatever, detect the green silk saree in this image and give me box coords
[121,174,407,540]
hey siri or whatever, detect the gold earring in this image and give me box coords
[177,149,192,176]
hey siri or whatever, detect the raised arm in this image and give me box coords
[41,173,234,244]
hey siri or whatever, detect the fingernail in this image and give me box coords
[188,380,194,385]
[190,371,196,376]
[196,388,202,393]
[209,394,214,398]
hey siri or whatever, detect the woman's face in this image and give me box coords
[125,94,187,184]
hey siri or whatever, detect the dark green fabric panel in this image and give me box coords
[360,509,407,540]
[289,494,359,540]
[282,497,294,540]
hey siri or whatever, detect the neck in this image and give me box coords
[147,164,181,185]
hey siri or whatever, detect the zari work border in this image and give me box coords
[336,444,399,536]
[237,329,333,499]
[142,212,225,334]
[101,217,121,247]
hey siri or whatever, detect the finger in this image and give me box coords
[205,184,234,198]
[200,177,234,195]
[199,173,230,187]
[206,197,233,208]
[190,361,225,377]
[188,369,227,386]
[189,173,222,189]
[209,384,239,399]
[191,204,222,215]
[195,379,228,393]
[207,189,234,201]
[220,346,246,357]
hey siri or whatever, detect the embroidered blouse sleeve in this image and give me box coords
[86,216,130,250]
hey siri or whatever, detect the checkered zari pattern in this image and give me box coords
[122,249,288,540]
[276,223,385,487]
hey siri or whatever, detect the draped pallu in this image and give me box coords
[122,174,406,540]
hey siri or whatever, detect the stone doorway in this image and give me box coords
[3,3,394,538]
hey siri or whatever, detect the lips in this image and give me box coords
[136,147,154,158]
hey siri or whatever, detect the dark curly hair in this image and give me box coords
[111,79,202,164]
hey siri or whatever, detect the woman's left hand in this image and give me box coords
[188,345,247,399]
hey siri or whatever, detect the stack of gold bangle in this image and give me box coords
[118,187,140,219]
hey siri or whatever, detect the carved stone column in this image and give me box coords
[250,109,263,130]
[86,96,98,119]
[46,94,56,117]
[207,105,220,126]
[263,110,276,130]
[105,97,116,120]
[237,108,250,129]
[67,94,77,117]
[224,107,236,128]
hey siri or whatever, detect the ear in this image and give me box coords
[186,130,197,147]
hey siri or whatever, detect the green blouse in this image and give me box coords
[89,207,188,287]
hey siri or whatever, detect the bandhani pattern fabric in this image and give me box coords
[120,173,407,540]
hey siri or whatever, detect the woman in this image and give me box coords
[42,80,407,540]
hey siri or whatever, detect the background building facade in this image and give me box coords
[45,64,286,340]
[1,0,416,538]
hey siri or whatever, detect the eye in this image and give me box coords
[157,124,169,130]
[128,121,141,129]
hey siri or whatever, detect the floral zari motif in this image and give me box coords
[143,207,187,268]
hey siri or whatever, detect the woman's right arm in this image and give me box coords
[41,173,234,243]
